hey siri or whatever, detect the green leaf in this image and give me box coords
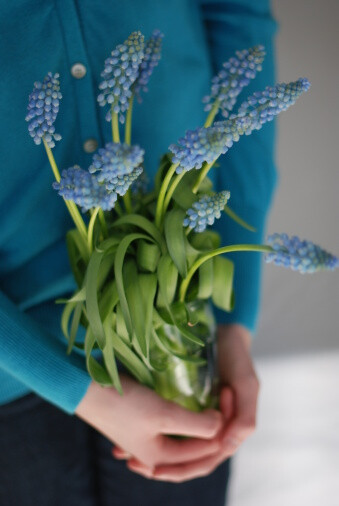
[139,274,158,360]
[66,230,87,287]
[211,256,235,312]
[172,181,197,210]
[67,302,83,355]
[197,258,214,299]
[164,208,187,278]
[114,233,151,339]
[156,255,178,308]
[84,328,112,386]
[137,240,160,273]
[123,260,147,357]
[154,328,206,365]
[102,319,123,394]
[85,250,106,349]
[61,301,76,343]
[105,317,155,388]
[112,214,166,252]
[99,281,119,322]
[190,230,221,251]
[223,205,257,232]
[116,303,130,343]
[157,255,204,347]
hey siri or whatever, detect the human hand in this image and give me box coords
[75,373,223,478]
[126,324,259,482]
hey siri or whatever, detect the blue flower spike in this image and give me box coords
[169,116,251,173]
[183,191,230,233]
[265,233,339,273]
[98,31,145,123]
[106,166,143,196]
[53,166,117,212]
[203,46,266,118]
[88,142,144,182]
[237,78,311,130]
[25,72,62,148]
[133,29,164,102]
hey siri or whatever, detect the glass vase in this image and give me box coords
[151,301,220,412]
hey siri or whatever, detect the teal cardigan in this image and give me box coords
[0,0,277,413]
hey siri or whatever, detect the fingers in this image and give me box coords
[113,434,221,465]
[128,452,229,483]
[221,376,259,454]
[158,403,223,439]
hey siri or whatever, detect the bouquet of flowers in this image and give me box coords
[26,30,339,412]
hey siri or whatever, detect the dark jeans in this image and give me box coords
[0,393,231,506]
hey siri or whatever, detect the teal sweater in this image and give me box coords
[0,0,277,413]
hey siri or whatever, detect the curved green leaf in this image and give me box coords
[197,258,214,299]
[114,233,151,339]
[84,328,112,386]
[85,250,106,349]
[223,205,257,232]
[137,240,160,273]
[102,319,123,394]
[105,319,154,388]
[212,256,235,312]
[164,208,187,278]
[112,214,166,252]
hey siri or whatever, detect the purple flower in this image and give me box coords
[88,142,144,182]
[53,166,117,212]
[183,191,230,232]
[265,233,339,273]
[25,72,62,148]
[203,46,265,118]
[97,31,145,123]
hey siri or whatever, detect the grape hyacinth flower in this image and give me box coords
[265,233,339,273]
[53,166,117,212]
[25,72,62,148]
[169,115,252,173]
[203,46,265,118]
[133,29,164,102]
[98,31,145,123]
[106,166,143,196]
[183,191,230,233]
[237,78,311,130]
[88,142,144,182]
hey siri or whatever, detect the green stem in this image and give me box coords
[87,207,100,252]
[123,190,133,213]
[179,244,273,301]
[114,201,123,216]
[125,94,134,145]
[204,100,220,128]
[192,160,216,194]
[111,108,120,143]
[155,162,179,228]
[98,208,108,237]
[42,139,88,246]
[162,171,186,216]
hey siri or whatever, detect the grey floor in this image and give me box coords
[227,1,339,504]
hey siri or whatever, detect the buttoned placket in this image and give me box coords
[54,0,103,158]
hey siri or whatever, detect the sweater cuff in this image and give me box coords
[211,205,269,336]
[0,292,91,414]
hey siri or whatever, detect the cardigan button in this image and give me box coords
[70,63,87,79]
[83,138,98,153]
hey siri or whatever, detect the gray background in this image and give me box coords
[254,0,339,357]
[228,2,339,505]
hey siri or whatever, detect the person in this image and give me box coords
[0,0,277,504]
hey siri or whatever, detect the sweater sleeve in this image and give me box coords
[198,0,279,335]
[0,290,91,414]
